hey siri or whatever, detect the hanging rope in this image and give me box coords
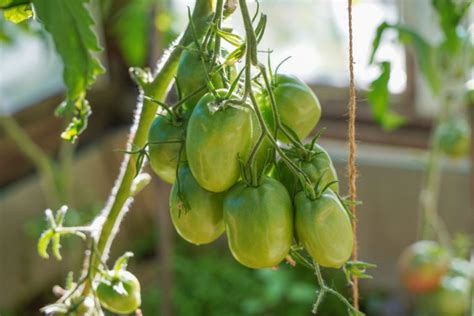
[347,0,359,309]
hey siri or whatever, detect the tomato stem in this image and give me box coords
[79,0,216,297]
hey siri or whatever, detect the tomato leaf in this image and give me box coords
[367,61,406,131]
[369,23,440,94]
[59,97,92,143]
[3,3,32,23]
[431,0,471,53]
[33,0,105,142]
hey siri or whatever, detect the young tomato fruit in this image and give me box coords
[419,275,471,316]
[96,270,141,315]
[258,74,321,142]
[278,143,339,197]
[147,114,185,184]
[176,44,235,111]
[398,240,449,293]
[186,90,253,192]
[295,189,353,268]
[435,117,470,159]
[224,176,293,269]
[169,164,225,245]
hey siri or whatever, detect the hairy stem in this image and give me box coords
[83,0,216,293]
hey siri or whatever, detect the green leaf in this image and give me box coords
[367,61,406,131]
[369,22,440,94]
[3,3,32,23]
[38,229,54,259]
[431,0,471,53]
[368,22,388,64]
[60,97,92,143]
[33,0,105,141]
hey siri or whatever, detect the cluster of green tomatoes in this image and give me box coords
[146,42,354,272]
[398,240,473,315]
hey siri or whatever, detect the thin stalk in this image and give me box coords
[238,0,314,197]
[258,63,306,151]
[312,263,359,315]
[0,115,60,207]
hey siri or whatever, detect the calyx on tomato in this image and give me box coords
[223,176,293,269]
[435,117,471,159]
[398,240,449,293]
[169,164,225,245]
[176,44,236,111]
[257,74,321,143]
[278,143,339,197]
[147,113,186,184]
[295,189,353,268]
[186,90,254,192]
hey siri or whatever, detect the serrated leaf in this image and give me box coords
[38,229,54,259]
[33,0,105,141]
[367,61,406,131]
[3,3,32,23]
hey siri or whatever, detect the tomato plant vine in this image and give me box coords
[1,0,375,314]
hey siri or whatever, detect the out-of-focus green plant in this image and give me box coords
[368,0,472,130]
[140,241,354,316]
[369,2,473,315]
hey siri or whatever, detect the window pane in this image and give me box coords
[0,20,63,114]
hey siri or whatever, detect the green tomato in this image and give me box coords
[398,240,449,293]
[147,114,185,184]
[278,143,339,197]
[186,90,253,192]
[258,74,321,142]
[176,44,236,111]
[169,164,225,245]
[435,118,471,159]
[96,270,141,315]
[419,276,471,316]
[224,176,293,269]
[295,189,353,268]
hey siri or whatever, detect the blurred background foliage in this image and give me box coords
[0,0,472,315]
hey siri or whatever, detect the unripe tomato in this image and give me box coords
[258,74,321,142]
[147,114,185,184]
[96,270,141,315]
[169,164,225,245]
[398,240,449,293]
[176,44,236,111]
[223,176,293,269]
[186,90,253,192]
[295,189,353,268]
[419,276,471,316]
[278,143,339,197]
[435,117,470,159]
